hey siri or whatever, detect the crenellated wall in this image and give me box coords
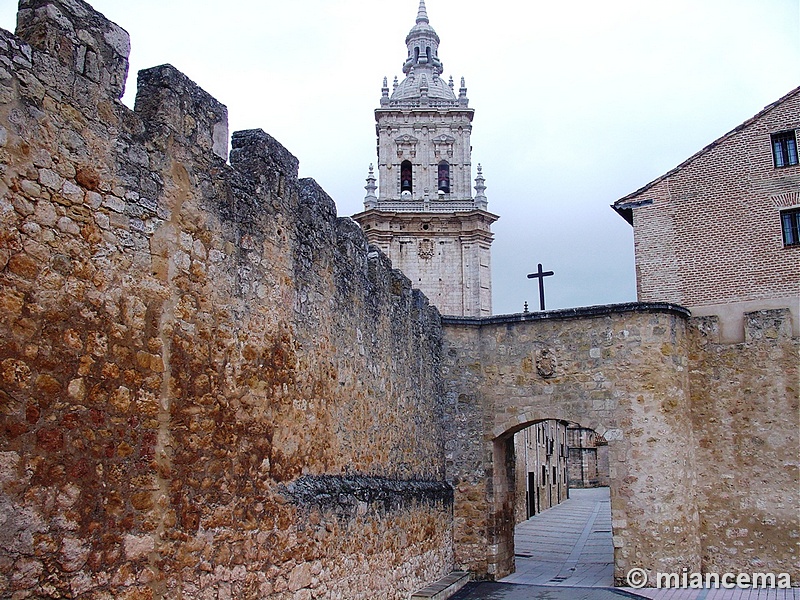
[0,1,452,598]
[0,1,796,596]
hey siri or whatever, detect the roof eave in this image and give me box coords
[611,85,800,212]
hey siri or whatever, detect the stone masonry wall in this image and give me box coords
[442,305,701,584]
[442,304,799,584]
[0,1,452,598]
[689,309,799,577]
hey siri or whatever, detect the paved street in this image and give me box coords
[503,487,614,587]
[451,581,644,599]
[450,487,798,600]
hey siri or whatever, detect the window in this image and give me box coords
[772,130,798,168]
[781,208,800,246]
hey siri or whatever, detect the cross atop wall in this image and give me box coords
[527,263,554,311]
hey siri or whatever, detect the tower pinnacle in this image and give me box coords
[416,0,429,24]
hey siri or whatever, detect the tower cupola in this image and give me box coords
[389,0,460,107]
[403,1,443,75]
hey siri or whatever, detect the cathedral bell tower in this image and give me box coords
[352,0,498,317]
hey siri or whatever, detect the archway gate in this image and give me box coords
[441,303,699,582]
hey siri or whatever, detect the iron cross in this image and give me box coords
[527,263,554,311]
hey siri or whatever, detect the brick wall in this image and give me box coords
[622,89,799,319]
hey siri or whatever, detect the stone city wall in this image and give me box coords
[442,305,700,583]
[442,304,798,584]
[689,309,799,578]
[1,1,796,596]
[0,1,452,598]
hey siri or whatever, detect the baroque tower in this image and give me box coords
[352,0,498,317]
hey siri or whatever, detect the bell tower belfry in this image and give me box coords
[352,0,498,317]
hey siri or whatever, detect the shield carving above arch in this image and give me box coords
[536,348,557,378]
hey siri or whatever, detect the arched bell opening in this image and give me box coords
[437,161,450,194]
[400,160,413,194]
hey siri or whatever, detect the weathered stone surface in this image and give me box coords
[441,304,798,584]
[0,2,451,598]
[442,305,700,582]
[689,309,799,577]
[0,0,796,596]
[282,474,453,517]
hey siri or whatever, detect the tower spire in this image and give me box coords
[416,0,429,24]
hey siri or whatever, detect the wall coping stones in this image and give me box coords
[441,302,691,327]
[231,128,299,183]
[135,64,229,161]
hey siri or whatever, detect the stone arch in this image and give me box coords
[442,304,701,583]
[490,414,618,578]
[492,410,612,442]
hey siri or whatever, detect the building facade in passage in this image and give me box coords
[513,420,569,524]
[567,425,609,489]
[352,1,498,317]
[612,88,800,342]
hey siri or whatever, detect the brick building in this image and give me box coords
[613,87,800,342]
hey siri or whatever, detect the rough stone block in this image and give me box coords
[744,308,793,342]
[16,0,130,99]
[135,64,228,161]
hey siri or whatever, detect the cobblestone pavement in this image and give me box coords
[450,487,798,600]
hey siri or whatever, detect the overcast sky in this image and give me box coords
[2,0,798,314]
